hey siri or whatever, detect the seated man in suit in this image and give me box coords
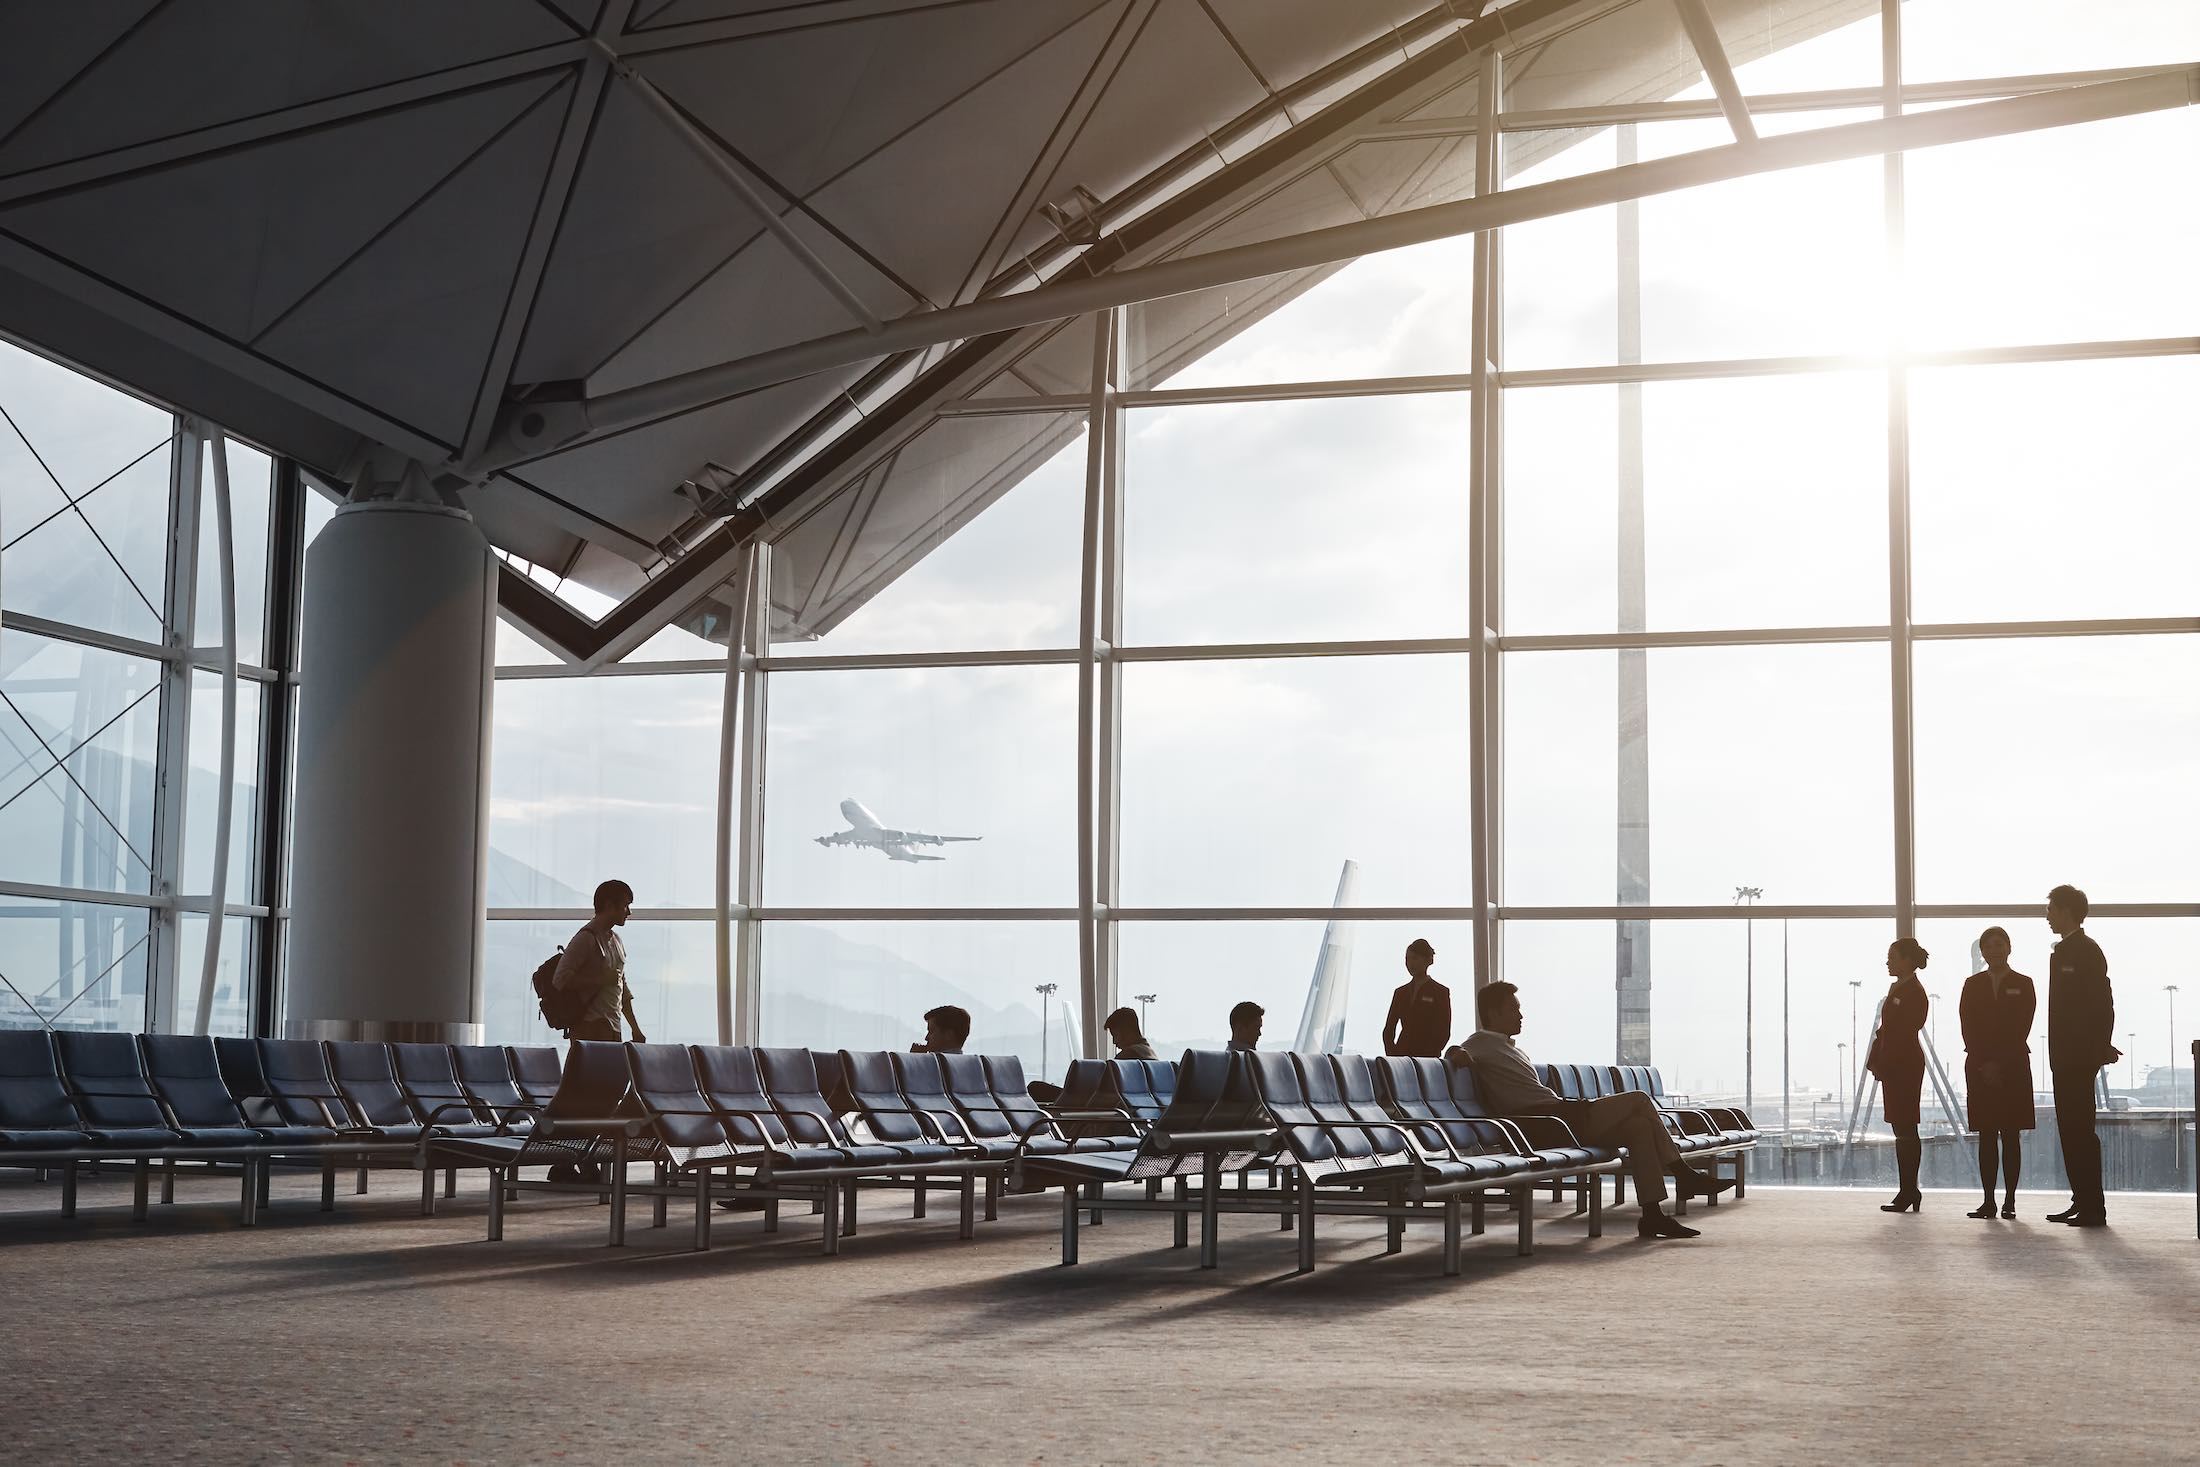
[1451,981,1732,1239]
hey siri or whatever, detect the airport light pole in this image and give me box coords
[1781,918,1791,1181]
[1838,1042,1848,1115]
[2169,985,2181,1173]
[2128,1031,2137,1093]
[1848,980,1862,1098]
[1735,886,1761,1111]
[1135,992,1157,1031]
[1036,983,1058,1079]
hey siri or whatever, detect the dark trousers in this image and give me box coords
[2052,1068,2103,1211]
[568,1017,620,1042]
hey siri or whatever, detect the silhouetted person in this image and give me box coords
[1960,925,2036,1220]
[912,1004,971,1055]
[1105,1006,1159,1061]
[1227,1001,1264,1052]
[1866,936,1929,1212]
[554,880,646,1044]
[2044,884,2117,1227]
[1382,938,1451,1058]
[1454,981,1732,1239]
[548,879,644,1184]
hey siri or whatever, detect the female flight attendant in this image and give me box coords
[1959,926,2037,1219]
[1865,937,1931,1212]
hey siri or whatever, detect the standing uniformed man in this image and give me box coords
[2044,883,2118,1227]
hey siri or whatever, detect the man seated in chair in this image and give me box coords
[1451,981,1733,1239]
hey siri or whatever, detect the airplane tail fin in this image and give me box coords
[1293,860,1358,1053]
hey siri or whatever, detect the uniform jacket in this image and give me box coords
[2046,930,2114,1074]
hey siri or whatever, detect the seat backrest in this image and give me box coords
[691,1046,794,1149]
[980,1054,1049,1136]
[1155,1048,1267,1152]
[1057,1058,1127,1140]
[56,1030,170,1130]
[758,1047,850,1146]
[1111,1060,1164,1122]
[452,1044,527,1113]
[258,1038,351,1126]
[942,1053,1014,1138]
[1577,1063,1612,1099]
[142,1034,249,1128]
[840,1049,926,1143]
[542,1039,635,1124]
[1297,1053,1393,1163]
[625,1044,731,1151]
[1645,1066,1669,1100]
[1446,1059,1494,1118]
[1374,1056,1450,1150]
[1541,1062,1582,1100]
[507,1045,563,1106]
[810,1050,853,1115]
[391,1042,471,1123]
[1245,1050,1337,1166]
[0,1029,85,1131]
[1145,1058,1177,1110]
[325,1041,413,1126]
[889,1052,965,1139]
[1330,1052,1393,1126]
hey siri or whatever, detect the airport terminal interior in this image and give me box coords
[1,1,2196,1461]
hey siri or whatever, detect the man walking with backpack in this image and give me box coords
[552,879,648,1044]
[540,880,646,1185]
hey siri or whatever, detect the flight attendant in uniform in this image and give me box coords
[1866,937,1931,1213]
[1959,926,2036,1219]
[1382,938,1451,1058]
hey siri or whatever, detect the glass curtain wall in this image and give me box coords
[1,334,306,1036]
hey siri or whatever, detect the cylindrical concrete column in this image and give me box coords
[286,501,495,1043]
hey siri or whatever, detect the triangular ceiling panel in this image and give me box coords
[633,0,1111,201]
[0,2,578,176]
[1,77,566,347]
[1202,0,1429,92]
[592,217,913,394]
[806,3,1124,303]
[514,80,769,385]
[257,79,574,446]
[999,0,1266,270]
[0,3,159,145]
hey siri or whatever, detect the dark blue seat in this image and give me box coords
[257,1039,357,1132]
[452,1044,534,1131]
[55,1031,183,1149]
[507,1046,562,1109]
[139,1035,262,1145]
[324,1041,424,1140]
[891,1051,997,1154]
[0,1030,93,1150]
[626,1044,735,1152]
[760,1048,953,1165]
[391,1043,501,1137]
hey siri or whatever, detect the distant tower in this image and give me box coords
[1294,860,1358,1053]
[1614,123,1653,1066]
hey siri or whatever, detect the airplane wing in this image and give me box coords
[885,844,947,863]
[895,831,982,846]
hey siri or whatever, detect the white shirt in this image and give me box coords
[1459,1028,1565,1113]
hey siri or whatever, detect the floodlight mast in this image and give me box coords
[1735,886,1761,1112]
[1036,983,1059,1080]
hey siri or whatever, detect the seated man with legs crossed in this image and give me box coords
[1450,981,1733,1239]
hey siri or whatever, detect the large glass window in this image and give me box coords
[1119,655,1471,909]
[761,665,1076,909]
[1504,373,1887,634]
[1504,645,1894,907]
[1122,394,1471,646]
[488,673,722,911]
[758,921,1076,1077]
[1913,635,2200,904]
[0,898,150,1033]
[0,629,162,896]
[483,918,717,1047]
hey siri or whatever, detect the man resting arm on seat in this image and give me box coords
[1449,981,1732,1239]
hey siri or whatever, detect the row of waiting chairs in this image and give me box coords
[440,1042,1130,1250]
[0,1030,570,1223]
[1022,1051,1756,1275]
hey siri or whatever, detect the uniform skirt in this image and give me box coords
[1964,1053,2037,1132]
[1879,1065,1924,1126]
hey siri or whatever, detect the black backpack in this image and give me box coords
[533,948,588,1032]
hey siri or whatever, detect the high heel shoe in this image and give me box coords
[2000,1201,2016,1219]
[1880,1191,1920,1213]
[1967,1201,1998,1219]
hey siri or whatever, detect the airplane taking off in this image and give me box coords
[814,798,982,863]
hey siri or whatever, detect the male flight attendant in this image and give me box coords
[2043,884,2117,1227]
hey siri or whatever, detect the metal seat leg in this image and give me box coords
[1443,1195,1463,1277]
[487,1166,505,1241]
[132,1159,150,1221]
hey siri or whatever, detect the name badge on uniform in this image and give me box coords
[1887,996,1901,1007]
[2005,984,2022,999]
